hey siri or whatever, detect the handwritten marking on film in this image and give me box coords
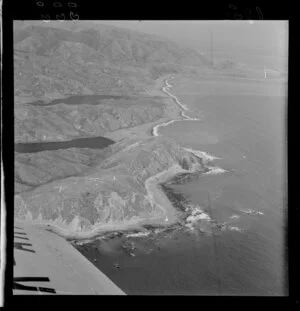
[36,1,80,21]
[227,4,263,20]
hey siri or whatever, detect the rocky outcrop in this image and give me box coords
[14,137,206,233]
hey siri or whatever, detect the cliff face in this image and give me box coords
[15,96,164,143]
[14,137,205,233]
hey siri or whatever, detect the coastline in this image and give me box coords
[28,164,189,241]
[144,164,189,224]
[104,74,183,142]
[18,74,211,240]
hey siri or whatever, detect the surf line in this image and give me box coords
[152,77,200,137]
[152,77,227,176]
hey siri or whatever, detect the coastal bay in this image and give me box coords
[73,71,287,295]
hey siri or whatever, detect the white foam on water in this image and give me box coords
[183,148,220,162]
[185,223,195,230]
[152,119,180,137]
[228,226,243,232]
[186,205,212,224]
[155,78,228,185]
[204,166,227,175]
[162,81,189,111]
[126,231,151,238]
[229,214,240,220]
[240,209,264,216]
[165,80,173,88]
[181,111,201,121]
[191,208,202,216]
[154,228,164,234]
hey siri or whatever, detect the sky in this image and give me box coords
[96,20,288,58]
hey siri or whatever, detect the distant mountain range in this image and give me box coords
[13,21,213,144]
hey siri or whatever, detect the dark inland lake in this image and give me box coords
[15,136,115,153]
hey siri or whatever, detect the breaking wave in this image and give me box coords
[229,214,240,220]
[152,77,230,235]
[153,78,203,137]
[125,231,151,238]
[184,205,212,231]
[181,111,201,121]
[152,119,180,137]
[228,226,243,232]
[162,79,189,111]
[240,209,264,216]
[183,148,220,163]
[204,166,228,175]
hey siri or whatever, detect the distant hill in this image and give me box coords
[14,21,210,102]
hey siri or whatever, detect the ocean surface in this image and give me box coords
[75,73,288,295]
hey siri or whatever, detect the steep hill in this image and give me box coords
[14,21,209,102]
[14,146,115,193]
[14,137,206,233]
[14,95,164,143]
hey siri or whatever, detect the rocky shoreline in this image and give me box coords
[80,76,222,239]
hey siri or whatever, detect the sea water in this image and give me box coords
[76,74,288,296]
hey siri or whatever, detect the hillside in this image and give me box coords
[13,22,210,235]
[14,21,211,144]
[14,146,115,193]
[14,137,206,234]
[14,95,165,143]
[14,21,209,103]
